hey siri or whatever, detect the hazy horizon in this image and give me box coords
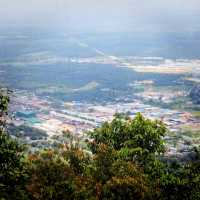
[1,0,200,33]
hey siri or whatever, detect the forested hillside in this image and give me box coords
[0,90,200,200]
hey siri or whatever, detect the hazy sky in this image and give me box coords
[0,0,200,33]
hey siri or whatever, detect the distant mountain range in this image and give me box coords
[190,84,200,104]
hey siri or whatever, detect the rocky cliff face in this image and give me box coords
[190,85,200,104]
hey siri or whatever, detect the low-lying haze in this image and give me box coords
[0,0,200,33]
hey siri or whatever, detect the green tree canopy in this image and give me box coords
[88,113,166,162]
[0,90,28,199]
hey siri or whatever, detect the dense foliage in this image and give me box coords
[0,90,28,199]
[0,91,200,199]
